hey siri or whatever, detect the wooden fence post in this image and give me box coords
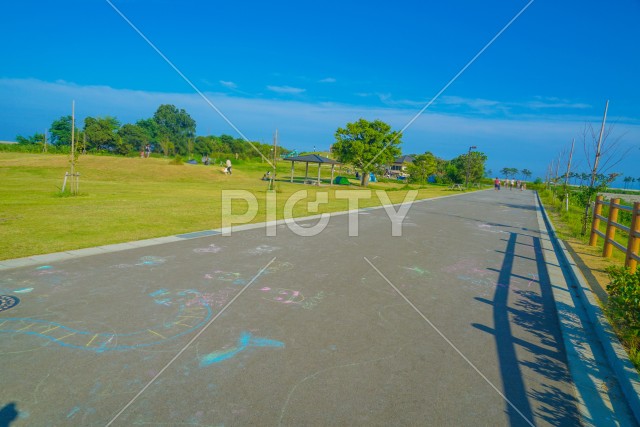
[626,202,640,273]
[589,195,604,246]
[603,198,620,257]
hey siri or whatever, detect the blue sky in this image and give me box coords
[1,0,639,183]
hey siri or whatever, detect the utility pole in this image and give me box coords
[564,138,575,211]
[589,100,609,189]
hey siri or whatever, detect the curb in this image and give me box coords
[536,192,640,424]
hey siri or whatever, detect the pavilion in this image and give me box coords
[287,154,339,185]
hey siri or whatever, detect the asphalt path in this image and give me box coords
[1,189,584,426]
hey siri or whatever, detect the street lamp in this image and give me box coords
[465,145,477,188]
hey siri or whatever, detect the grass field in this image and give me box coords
[0,152,468,260]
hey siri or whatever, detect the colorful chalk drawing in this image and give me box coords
[204,270,247,285]
[247,244,280,255]
[263,261,294,275]
[300,291,327,310]
[200,331,284,366]
[402,266,430,276]
[185,287,237,309]
[0,295,20,312]
[259,287,304,304]
[0,289,212,352]
[258,287,327,310]
[193,244,223,254]
[110,255,171,269]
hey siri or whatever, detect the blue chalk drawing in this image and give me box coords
[200,332,284,367]
[66,406,80,419]
[36,265,53,270]
[0,290,212,352]
[12,287,33,294]
[149,289,169,297]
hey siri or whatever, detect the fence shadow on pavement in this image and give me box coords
[472,232,581,426]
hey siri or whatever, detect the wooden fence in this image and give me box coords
[589,196,640,273]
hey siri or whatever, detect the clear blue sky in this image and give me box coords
[1,0,639,183]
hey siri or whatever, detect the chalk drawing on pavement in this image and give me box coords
[193,244,223,254]
[200,331,284,366]
[0,289,212,352]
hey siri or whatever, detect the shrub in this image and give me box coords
[169,155,184,165]
[605,266,640,369]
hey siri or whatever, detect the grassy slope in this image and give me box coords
[0,153,465,260]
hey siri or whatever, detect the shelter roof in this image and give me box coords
[286,154,339,164]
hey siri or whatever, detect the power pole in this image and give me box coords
[564,138,575,211]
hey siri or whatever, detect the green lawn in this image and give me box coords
[0,152,469,260]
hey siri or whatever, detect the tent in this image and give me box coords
[333,176,350,185]
[369,172,377,183]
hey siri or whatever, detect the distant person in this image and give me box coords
[225,159,232,175]
[144,144,151,158]
[494,177,500,190]
[202,155,210,165]
[262,170,271,181]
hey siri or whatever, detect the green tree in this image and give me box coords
[521,169,532,181]
[84,116,121,152]
[16,132,45,145]
[407,152,437,184]
[49,115,74,145]
[448,151,487,184]
[153,104,196,155]
[332,118,402,186]
[118,123,149,154]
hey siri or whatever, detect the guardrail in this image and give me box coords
[589,196,640,273]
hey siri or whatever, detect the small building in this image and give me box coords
[389,155,414,177]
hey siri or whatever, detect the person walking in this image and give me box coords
[494,177,501,190]
[225,159,232,175]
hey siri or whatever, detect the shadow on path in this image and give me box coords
[0,403,19,427]
[474,232,581,426]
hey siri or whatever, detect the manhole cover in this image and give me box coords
[0,295,20,312]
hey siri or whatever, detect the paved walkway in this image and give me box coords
[0,190,634,426]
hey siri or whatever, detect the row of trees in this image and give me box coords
[16,104,285,159]
[499,168,532,181]
[331,118,488,186]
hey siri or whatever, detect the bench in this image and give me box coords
[449,183,464,191]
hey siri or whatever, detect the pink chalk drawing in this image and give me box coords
[185,288,237,308]
[193,244,223,254]
[259,287,304,305]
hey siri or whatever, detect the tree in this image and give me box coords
[152,104,196,155]
[332,118,402,186]
[407,152,437,184]
[16,132,45,145]
[500,167,518,179]
[118,123,149,154]
[521,169,532,181]
[623,176,633,189]
[49,115,73,145]
[84,116,120,152]
[447,151,487,184]
[578,105,633,234]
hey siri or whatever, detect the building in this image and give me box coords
[389,155,414,177]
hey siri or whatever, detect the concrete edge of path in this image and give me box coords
[535,192,640,425]
[0,190,481,271]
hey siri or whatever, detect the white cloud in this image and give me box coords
[219,80,237,89]
[266,85,306,94]
[319,77,336,83]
